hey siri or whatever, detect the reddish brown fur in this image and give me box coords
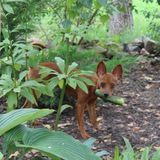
[22,61,123,138]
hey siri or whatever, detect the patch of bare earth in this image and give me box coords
[0,60,160,159]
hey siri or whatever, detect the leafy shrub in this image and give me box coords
[143,8,160,41]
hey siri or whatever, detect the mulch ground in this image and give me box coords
[0,59,160,159]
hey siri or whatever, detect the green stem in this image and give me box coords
[54,79,66,130]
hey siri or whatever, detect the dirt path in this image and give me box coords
[39,60,160,159]
[0,60,160,159]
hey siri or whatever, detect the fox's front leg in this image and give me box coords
[87,100,99,129]
[76,102,91,139]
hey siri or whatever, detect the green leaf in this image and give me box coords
[152,150,160,160]
[83,138,96,149]
[2,28,9,39]
[58,79,64,89]
[7,92,17,108]
[84,0,92,9]
[62,19,72,29]
[67,62,78,74]
[0,108,54,136]
[67,78,77,89]
[158,0,160,5]
[77,77,95,86]
[122,137,135,159]
[98,0,106,7]
[94,1,102,9]
[0,152,3,159]
[60,104,73,114]
[15,127,101,160]
[75,79,88,93]
[113,146,119,160]
[20,88,37,104]
[55,57,65,73]
[67,0,74,7]
[96,150,110,157]
[3,4,14,14]
[18,70,28,84]
[47,77,59,91]
[100,15,109,23]
[68,9,77,19]
[21,80,47,94]
[2,125,28,155]
[14,63,21,71]
[141,147,151,160]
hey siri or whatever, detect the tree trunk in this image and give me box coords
[109,0,133,36]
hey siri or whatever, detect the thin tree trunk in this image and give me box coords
[109,0,133,36]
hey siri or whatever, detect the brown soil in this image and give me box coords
[0,60,160,159]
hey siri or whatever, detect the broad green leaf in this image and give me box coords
[0,108,54,136]
[98,0,106,7]
[15,128,101,160]
[100,15,109,23]
[2,125,28,155]
[3,4,14,14]
[55,57,65,73]
[60,104,73,114]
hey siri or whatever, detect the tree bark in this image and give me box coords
[109,0,133,36]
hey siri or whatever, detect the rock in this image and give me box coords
[129,45,141,53]
[143,37,157,54]
[122,43,130,52]
[140,48,150,56]
[132,37,144,48]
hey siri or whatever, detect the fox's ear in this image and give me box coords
[96,61,107,76]
[112,64,123,80]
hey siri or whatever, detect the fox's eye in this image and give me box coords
[111,83,115,89]
[100,82,106,87]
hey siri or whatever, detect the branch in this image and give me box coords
[78,9,99,45]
